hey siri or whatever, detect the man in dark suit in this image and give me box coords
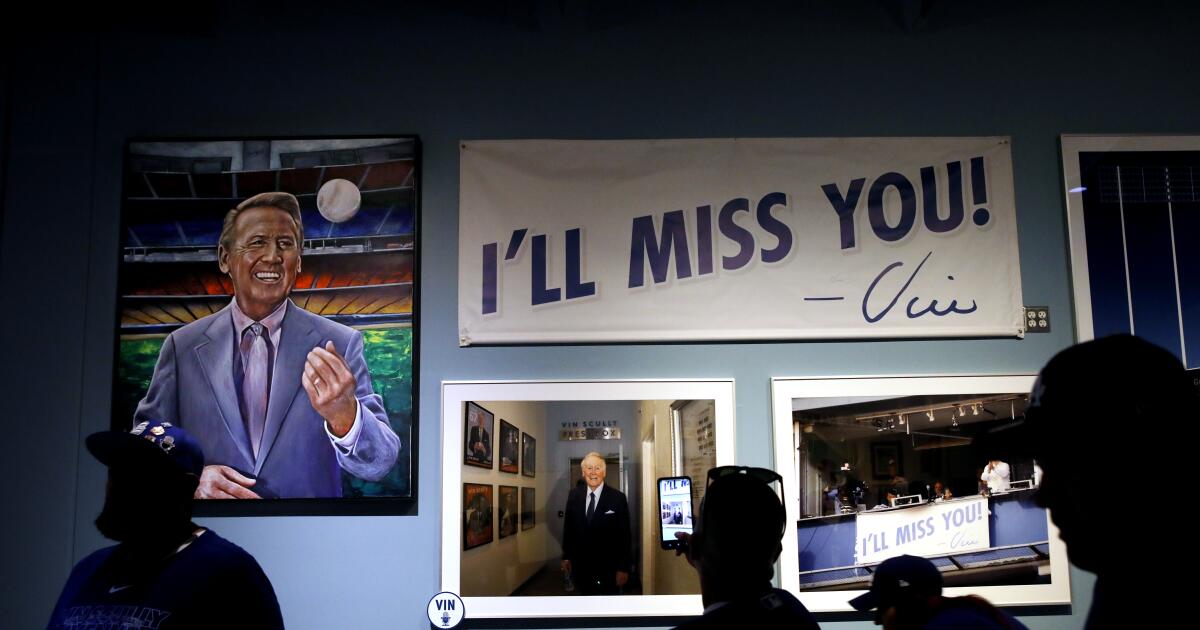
[561,452,632,595]
[466,411,491,463]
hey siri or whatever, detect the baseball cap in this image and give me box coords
[849,554,943,611]
[1030,334,1186,416]
[86,419,204,478]
[978,334,1192,461]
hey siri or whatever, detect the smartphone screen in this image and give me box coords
[658,476,693,549]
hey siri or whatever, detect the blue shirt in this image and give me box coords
[47,530,283,630]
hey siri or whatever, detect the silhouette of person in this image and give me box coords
[672,467,818,629]
[850,554,1027,629]
[1023,335,1195,629]
[47,420,283,629]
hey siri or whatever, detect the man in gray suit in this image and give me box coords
[134,192,400,499]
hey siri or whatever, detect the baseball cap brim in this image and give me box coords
[86,431,189,476]
[848,590,880,611]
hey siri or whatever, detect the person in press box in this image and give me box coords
[979,458,1011,494]
[133,192,400,499]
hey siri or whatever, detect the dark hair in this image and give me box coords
[697,473,786,582]
[1029,335,1192,469]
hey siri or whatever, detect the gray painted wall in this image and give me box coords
[8,1,1196,627]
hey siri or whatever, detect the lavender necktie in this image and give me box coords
[241,323,270,459]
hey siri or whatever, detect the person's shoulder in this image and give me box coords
[926,607,1004,629]
[69,543,119,575]
[189,530,267,572]
[760,589,818,628]
[183,531,282,623]
[289,302,355,336]
[169,307,231,344]
[926,597,1027,630]
[674,591,817,630]
[188,532,280,593]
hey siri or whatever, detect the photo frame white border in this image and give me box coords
[440,379,736,619]
[771,374,1071,612]
[1060,134,1200,343]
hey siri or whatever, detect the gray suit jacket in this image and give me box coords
[134,301,400,498]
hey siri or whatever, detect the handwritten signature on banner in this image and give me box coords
[863,251,978,323]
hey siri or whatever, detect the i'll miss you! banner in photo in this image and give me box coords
[459,138,1023,344]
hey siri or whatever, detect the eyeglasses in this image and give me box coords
[706,465,785,506]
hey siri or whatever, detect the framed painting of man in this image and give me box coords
[498,419,519,474]
[113,137,419,515]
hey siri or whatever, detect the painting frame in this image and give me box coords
[498,419,519,474]
[463,483,494,550]
[498,485,518,538]
[520,487,535,531]
[520,432,536,478]
[464,401,495,469]
[112,135,421,517]
[870,441,903,480]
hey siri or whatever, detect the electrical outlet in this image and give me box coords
[1023,306,1050,333]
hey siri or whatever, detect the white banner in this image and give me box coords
[855,496,991,564]
[459,138,1023,344]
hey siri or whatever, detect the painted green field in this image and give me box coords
[115,326,414,498]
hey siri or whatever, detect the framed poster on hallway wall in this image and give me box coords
[440,379,736,620]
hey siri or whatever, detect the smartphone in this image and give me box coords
[657,476,694,550]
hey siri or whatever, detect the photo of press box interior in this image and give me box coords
[771,374,1070,612]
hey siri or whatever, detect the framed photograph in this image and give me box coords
[870,441,903,480]
[498,419,519,474]
[440,379,736,619]
[1060,134,1199,369]
[520,432,536,477]
[464,401,494,469]
[771,374,1071,612]
[498,485,518,538]
[113,137,419,516]
[463,483,493,550]
[520,487,535,531]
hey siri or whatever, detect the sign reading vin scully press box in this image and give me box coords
[459,138,1023,344]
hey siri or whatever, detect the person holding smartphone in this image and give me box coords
[672,467,818,630]
[561,452,632,595]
